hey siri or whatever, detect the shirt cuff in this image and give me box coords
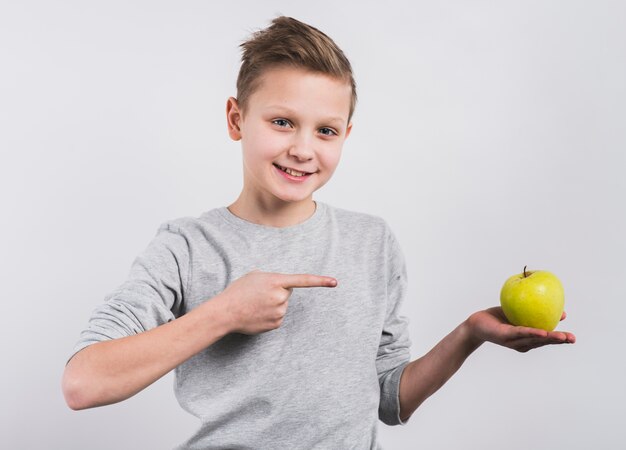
[379,360,411,426]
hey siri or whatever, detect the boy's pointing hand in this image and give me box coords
[218,270,338,335]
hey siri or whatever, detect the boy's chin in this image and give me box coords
[272,192,315,204]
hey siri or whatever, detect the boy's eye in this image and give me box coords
[272,119,291,128]
[319,127,337,136]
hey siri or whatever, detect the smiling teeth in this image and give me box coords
[277,165,308,177]
[285,168,306,176]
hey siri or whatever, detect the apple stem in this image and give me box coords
[523,265,528,278]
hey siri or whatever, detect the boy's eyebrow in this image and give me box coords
[264,106,346,126]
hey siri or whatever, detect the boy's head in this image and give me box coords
[226,16,356,214]
[235,16,357,123]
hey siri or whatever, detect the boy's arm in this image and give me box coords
[398,307,575,422]
[62,295,232,410]
[62,271,337,410]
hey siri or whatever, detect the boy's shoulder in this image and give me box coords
[324,203,387,227]
[151,202,393,239]
[150,210,219,240]
[324,202,392,236]
[155,215,203,232]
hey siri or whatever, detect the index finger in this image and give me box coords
[278,273,338,289]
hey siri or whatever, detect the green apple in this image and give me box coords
[500,266,565,331]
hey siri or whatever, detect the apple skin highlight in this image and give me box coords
[500,269,565,331]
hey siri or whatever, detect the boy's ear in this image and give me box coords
[345,122,353,139]
[226,97,242,141]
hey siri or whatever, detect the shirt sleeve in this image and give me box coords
[68,222,191,362]
[377,223,412,426]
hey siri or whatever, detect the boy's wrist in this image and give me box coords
[195,293,236,337]
[460,316,485,353]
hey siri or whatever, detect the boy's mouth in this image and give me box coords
[273,163,315,177]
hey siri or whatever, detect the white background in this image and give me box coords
[1,1,624,448]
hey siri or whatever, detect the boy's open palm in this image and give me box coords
[220,270,338,335]
[468,307,576,353]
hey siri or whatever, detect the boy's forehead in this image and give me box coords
[249,66,352,121]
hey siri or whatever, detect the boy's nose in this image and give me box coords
[287,133,315,160]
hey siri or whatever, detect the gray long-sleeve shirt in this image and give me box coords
[71,201,412,449]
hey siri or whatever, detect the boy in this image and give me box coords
[62,16,575,449]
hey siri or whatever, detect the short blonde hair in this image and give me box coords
[236,16,357,122]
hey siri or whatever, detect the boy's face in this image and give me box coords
[226,66,352,209]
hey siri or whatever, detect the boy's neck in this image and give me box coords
[227,196,317,228]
